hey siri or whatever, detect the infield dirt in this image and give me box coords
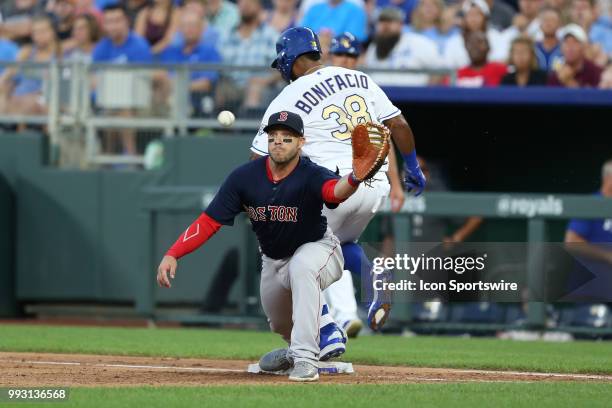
[2,352,611,387]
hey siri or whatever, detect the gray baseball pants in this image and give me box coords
[259,227,343,365]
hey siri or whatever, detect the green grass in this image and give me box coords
[1,324,611,374]
[12,383,612,408]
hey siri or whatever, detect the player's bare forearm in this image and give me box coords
[386,142,405,212]
[386,141,404,191]
[384,114,426,195]
[383,114,416,155]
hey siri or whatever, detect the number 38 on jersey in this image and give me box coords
[322,95,373,141]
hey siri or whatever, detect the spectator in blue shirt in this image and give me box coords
[92,5,153,156]
[407,0,459,54]
[160,12,222,115]
[535,7,563,71]
[570,0,612,59]
[376,0,419,25]
[96,0,119,9]
[0,38,19,73]
[93,5,152,63]
[564,159,612,301]
[566,159,612,246]
[300,0,368,42]
[0,16,61,128]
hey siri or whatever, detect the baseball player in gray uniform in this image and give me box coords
[157,111,371,381]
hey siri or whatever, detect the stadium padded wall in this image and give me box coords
[0,134,251,308]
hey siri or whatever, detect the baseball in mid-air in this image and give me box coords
[217,110,235,127]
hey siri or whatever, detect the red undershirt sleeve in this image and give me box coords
[165,212,222,259]
[321,178,346,204]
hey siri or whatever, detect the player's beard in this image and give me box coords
[240,13,258,25]
[270,148,299,166]
[374,33,401,60]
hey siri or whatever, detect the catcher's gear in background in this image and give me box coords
[271,27,322,82]
[403,150,426,196]
[330,32,361,57]
[351,122,391,182]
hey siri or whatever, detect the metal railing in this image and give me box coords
[0,61,456,167]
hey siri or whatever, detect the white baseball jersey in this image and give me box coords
[443,28,511,68]
[364,32,442,86]
[251,66,401,174]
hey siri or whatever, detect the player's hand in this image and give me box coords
[403,163,426,196]
[389,185,405,213]
[157,255,177,288]
[557,64,575,85]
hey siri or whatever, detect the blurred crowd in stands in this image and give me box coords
[0,0,611,122]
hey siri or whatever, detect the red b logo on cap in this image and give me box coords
[279,112,288,122]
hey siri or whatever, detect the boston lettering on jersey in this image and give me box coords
[246,205,298,222]
[205,156,339,259]
[295,73,369,114]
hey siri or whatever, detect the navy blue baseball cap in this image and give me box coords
[263,111,304,135]
[330,32,361,57]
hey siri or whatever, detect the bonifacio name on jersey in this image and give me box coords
[295,73,370,114]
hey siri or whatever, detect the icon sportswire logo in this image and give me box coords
[496,195,563,217]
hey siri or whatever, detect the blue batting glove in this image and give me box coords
[402,151,426,196]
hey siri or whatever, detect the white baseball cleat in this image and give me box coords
[288,361,319,382]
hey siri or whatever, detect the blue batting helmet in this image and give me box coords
[271,27,322,82]
[330,32,361,57]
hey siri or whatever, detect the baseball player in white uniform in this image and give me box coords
[251,28,427,347]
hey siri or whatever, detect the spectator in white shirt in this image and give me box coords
[502,0,545,42]
[365,7,442,86]
[443,0,511,68]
